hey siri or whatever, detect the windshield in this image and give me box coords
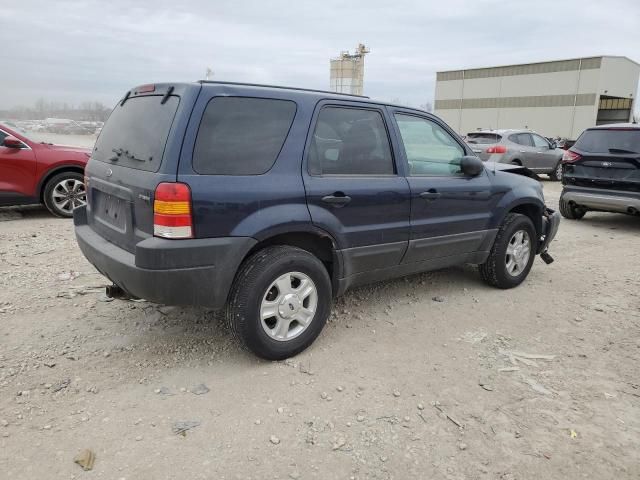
[93,95,180,172]
[574,129,640,154]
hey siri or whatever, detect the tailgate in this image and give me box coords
[566,128,640,191]
[567,154,640,191]
[84,85,190,253]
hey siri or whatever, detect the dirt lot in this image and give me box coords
[1,181,639,479]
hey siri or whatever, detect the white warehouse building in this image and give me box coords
[434,56,640,140]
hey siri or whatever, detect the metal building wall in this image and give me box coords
[434,56,639,139]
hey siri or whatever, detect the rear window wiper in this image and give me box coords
[608,148,638,154]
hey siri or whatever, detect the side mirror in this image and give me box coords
[549,141,557,149]
[460,155,484,176]
[2,135,23,148]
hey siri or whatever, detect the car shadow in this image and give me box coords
[0,204,57,221]
[575,212,640,232]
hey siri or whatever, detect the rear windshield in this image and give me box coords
[193,97,296,175]
[93,95,179,172]
[574,129,640,154]
[466,133,502,144]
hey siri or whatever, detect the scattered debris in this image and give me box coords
[190,384,209,395]
[393,390,401,397]
[52,378,70,393]
[479,383,494,392]
[155,387,174,396]
[97,294,114,303]
[270,435,281,445]
[332,436,347,450]
[523,377,553,396]
[458,442,468,451]
[172,420,201,436]
[570,429,578,439]
[434,404,463,428]
[432,296,446,303]
[43,361,56,368]
[498,367,520,373]
[57,271,80,281]
[73,449,96,471]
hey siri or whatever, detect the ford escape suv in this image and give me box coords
[74,81,560,360]
[560,123,640,219]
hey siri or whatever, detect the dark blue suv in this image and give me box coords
[74,81,560,359]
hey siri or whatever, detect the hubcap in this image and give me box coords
[555,164,563,180]
[505,230,531,277]
[260,272,318,342]
[52,179,86,214]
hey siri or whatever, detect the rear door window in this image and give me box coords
[574,129,640,153]
[531,134,550,148]
[510,133,533,146]
[308,107,395,175]
[193,97,296,175]
[93,95,180,172]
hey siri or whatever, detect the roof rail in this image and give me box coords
[197,80,370,98]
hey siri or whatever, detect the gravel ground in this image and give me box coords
[1,181,639,480]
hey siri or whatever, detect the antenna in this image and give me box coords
[205,67,214,81]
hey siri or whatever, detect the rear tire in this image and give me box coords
[479,213,537,289]
[559,197,586,220]
[43,171,86,218]
[511,159,522,166]
[225,246,332,360]
[549,162,563,181]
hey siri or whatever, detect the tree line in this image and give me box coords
[0,99,112,122]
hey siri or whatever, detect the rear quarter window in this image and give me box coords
[466,133,502,144]
[193,97,297,175]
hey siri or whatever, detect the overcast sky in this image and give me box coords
[1,0,639,110]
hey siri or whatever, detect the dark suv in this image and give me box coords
[74,82,560,359]
[560,123,640,219]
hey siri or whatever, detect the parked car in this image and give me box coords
[466,129,565,180]
[0,123,90,217]
[559,123,640,219]
[74,82,560,360]
[556,138,576,150]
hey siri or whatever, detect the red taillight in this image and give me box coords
[486,145,507,154]
[153,182,193,239]
[562,150,582,164]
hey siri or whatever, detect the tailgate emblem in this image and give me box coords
[601,162,612,167]
[106,168,113,177]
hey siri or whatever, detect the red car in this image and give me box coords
[0,123,90,217]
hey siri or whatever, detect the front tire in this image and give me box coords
[479,213,537,289]
[43,172,86,218]
[559,197,586,219]
[225,246,332,360]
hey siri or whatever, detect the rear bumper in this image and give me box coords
[538,208,560,254]
[561,186,640,214]
[73,206,256,308]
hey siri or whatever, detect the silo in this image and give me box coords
[330,44,369,96]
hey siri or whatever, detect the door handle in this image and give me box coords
[419,189,441,201]
[321,193,351,207]
[519,150,526,153]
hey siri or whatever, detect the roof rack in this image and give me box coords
[197,80,370,99]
